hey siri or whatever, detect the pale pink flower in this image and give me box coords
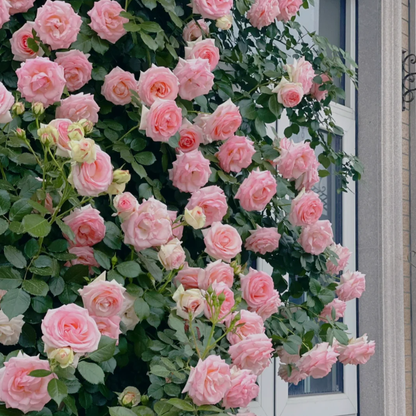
[298,220,334,255]
[276,0,302,22]
[185,38,220,71]
[183,19,210,42]
[223,367,259,408]
[0,1,11,29]
[286,57,315,94]
[192,0,233,20]
[65,246,100,273]
[0,81,14,124]
[102,67,137,105]
[226,310,265,345]
[174,263,201,290]
[276,346,300,364]
[272,77,304,108]
[9,0,35,14]
[326,243,352,275]
[56,93,100,123]
[10,22,44,61]
[204,281,235,322]
[114,192,139,220]
[173,285,205,320]
[278,364,307,385]
[319,298,347,322]
[203,222,242,262]
[49,118,72,157]
[55,50,92,92]
[168,210,184,240]
[336,270,366,302]
[92,315,121,343]
[247,0,280,29]
[198,259,234,290]
[245,226,281,255]
[0,310,24,346]
[337,334,375,365]
[297,342,339,379]
[289,189,323,226]
[178,119,203,153]
[158,238,186,270]
[216,135,255,173]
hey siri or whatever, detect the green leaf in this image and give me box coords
[142,0,157,9]
[94,250,111,270]
[91,35,109,54]
[0,405,24,416]
[22,214,51,238]
[124,22,142,32]
[134,298,150,321]
[282,340,299,355]
[309,279,321,296]
[0,267,22,289]
[1,289,31,319]
[63,264,89,284]
[140,32,158,50]
[72,33,92,53]
[139,22,163,33]
[9,199,32,221]
[47,378,68,406]
[135,152,156,166]
[88,336,117,363]
[27,199,50,215]
[31,296,53,313]
[117,261,141,278]
[56,219,76,243]
[0,218,8,235]
[92,67,108,81]
[77,361,105,384]
[132,407,156,416]
[318,169,330,178]
[29,369,52,377]
[333,328,349,345]
[49,276,65,296]
[167,399,194,412]
[4,246,27,269]
[0,190,10,215]
[144,291,165,308]
[104,222,122,250]
[109,408,137,416]
[151,365,170,377]
[197,406,224,413]
[22,278,49,296]
[26,37,39,52]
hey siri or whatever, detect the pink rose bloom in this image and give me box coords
[256,291,282,320]
[204,281,235,322]
[79,272,126,317]
[199,259,234,290]
[168,210,184,240]
[298,220,334,255]
[0,352,55,414]
[158,238,186,270]
[114,192,139,220]
[216,135,255,173]
[92,315,121,343]
[0,81,14,124]
[297,342,339,379]
[102,67,137,105]
[178,119,203,153]
[247,0,280,29]
[56,93,100,123]
[48,118,71,157]
[65,246,100,273]
[140,99,182,142]
[245,226,281,255]
[169,149,211,193]
[286,57,315,94]
[121,197,172,252]
[337,334,375,365]
[0,0,10,29]
[183,19,210,42]
[62,204,106,247]
[88,0,129,44]
[229,333,274,375]
[41,303,101,353]
[16,57,66,106]
[9,0,35,14]
[173,58,214,101]
[235,169,277,212]
[182,355,231,406]
[34,0,81,50]
[203,99,242,142]
[311,74,331,101]
[319,298,347,322]
[174,263,201,289]
[289,190,323,226]
[192,0,233,20]
[276,0,302,22]
[326,243,352,275]
[55,50,92,92]
[226,310,265,345]
[272,77,304,108]
[185,38,220,71]
[278,364,307,385]
[336,270,366,302]
[203,222,242,262]
[137,65,179,107]
[186,186,228,227]
[70,146,113,197]
[223,367,259,408]
[10,22,44,61]
[276,346,300,364]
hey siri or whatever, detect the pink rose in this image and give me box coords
[276,346,300,364]
[140,99,182,142]
[137,65,179,106]
[295,165,319,191]
[186,186,228,227]
[203,222,242,262]
[286,57,315,94]
[245,226,281,255]
[49,118,72,157]
[278,364,307,385]
[216,135,255,173]
[34,0,81,50]
[9,0,35,14]
[178,119,203,153]
[182,355,231,406]
[256,291,282,320]
[272,77,304,108]
[185,38,220,71]
[102,67,137,105]
[192,0,233,20]
[289,190,323,226]
[311,74,331,101]
[229,333,274,375]
[55,50,92,92]
[10,22,44,61]
[158,238,186,270]
[65,246,100,273]
[16,57,66,106]
[247,0,280,29]
[336,270,366,302]
[70,146,113,197]
[92,315,121,343]
[276,0,302,22]
[173,285,205,320]
[204,281,235,322]
[88,0,129,44]
[203,99,242,142]
[63,204,106,247]
[297,342,339,379]
[174,263,201,289]
[337,334,375,365]
[168,210,184,240]
[56,93,100,123]
[298,220,334,255]
[0,1,10,29]
[121,197,172,252]
[0,352,55,414]
[79,272,126,317]
[169,149,211,193]
[183,19,210,42]
[235,169,277,212]
[41,303,101,353]
[114,192,139,220]
[0,81,13,124]
[326,244,352,275]
[223,367,259,408]
[173,58,214,101]
[198,259,234,290]
[226,310,265,345]
[319,298,347,322]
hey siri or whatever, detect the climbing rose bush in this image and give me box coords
[0,0,371,415]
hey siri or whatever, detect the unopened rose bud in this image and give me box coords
[12,102,25,116]
[141,395,149,406]
[216,14,233,30]
[14,128,26,140]
[32,102,44,116]
[118,387,141,408]
[158,238,186,271]
[37,124,59,146]
[78,118,94,135]
[70,138,96,163]
[67,123,85,141]
[107,182,126,195]
[230,260,242,275]
[172,285,205,320]
[184,206,206,229]
[113,169,131,185]
[48,347,74,368]
[218,292,226,303]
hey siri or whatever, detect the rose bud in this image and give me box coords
[78,118,94,135]
[32,102,45,116]
[37,124,59,146]
[48,347,74,369]
[107,183,126,195]
[184,206,206,229]
[113,169,131,184]
[70,138,97,163]
[14,128,26,140]
[118,386,141,408]
[216,14,233,30]
[172,285,205,320]
[12,102,25,116]
[158,238,186,270]
[67,122,85,141]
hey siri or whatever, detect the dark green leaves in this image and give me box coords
[22,215,51,237]
[4,246,26,269]
[77,362,105,384]
[1,289,31,318]
[22,278,49,296]
[47,378,68,406]
[0,190,10,215]
[88,336,117,363]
